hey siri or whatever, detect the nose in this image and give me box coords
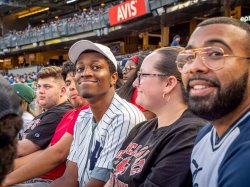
[69,81,76,91]
[38,86,45,94]
[123,69,128,75]
[133,77,139,88]
[69,85,75,91]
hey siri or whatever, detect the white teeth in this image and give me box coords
[193,85,207,89]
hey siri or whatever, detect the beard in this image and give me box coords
[184,71,248,121]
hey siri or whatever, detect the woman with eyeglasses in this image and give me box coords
[118,55,155,120]
[106,47,207,187]
[122,56,139,83]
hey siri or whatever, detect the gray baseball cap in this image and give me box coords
[68,40,117,70]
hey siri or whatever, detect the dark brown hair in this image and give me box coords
[154,47,184,81]
[154,47,187,102]
[61,61,76,81]
[0,115,22,184]
[117,55,144,101]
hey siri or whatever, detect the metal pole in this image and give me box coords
[224,0,231,17]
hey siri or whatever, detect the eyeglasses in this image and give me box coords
[136,71,168,85]
[123,66,136,73]
[176,46,250,73]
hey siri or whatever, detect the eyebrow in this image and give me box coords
[205,39,232,52]
[38,83,53,87]
[186,39,232,51]
[76,60,84,65]
[76,59,103,64]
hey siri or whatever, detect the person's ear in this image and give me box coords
[163,76,178,93]
[111,72,118,87]
[60,86,66,97]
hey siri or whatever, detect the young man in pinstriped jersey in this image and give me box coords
[49,40,145,187]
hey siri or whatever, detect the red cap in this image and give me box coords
[129,56,139,65]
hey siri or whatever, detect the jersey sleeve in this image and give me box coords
[26,112,62,149]
[218,141,250,187]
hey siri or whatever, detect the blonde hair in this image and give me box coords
[20,100,36,117]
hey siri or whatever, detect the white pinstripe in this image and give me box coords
[68,93,145,186]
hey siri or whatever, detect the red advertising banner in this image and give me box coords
[108,0,149,26]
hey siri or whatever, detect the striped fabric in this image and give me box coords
[68,93,145,186]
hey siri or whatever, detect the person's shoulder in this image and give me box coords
[219,119,250,186]
[66,105,89,116]
[61,108,78,119]
[57,101,73,110]
[78,104,89,111]
[102,94,145,127]
[194,124,212,144]
[23,111,34,120]
[237,110,250,135]
[47,101,73,113]
[132,118,156,131]
[76,107,92,119]
[170,40,177,46]
[227,112,250,149]
[109,94,144,116]
[173,110,210,142]
[175,110,208,128]
[68,108,92,134]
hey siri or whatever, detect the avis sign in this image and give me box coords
[108,0,149,26]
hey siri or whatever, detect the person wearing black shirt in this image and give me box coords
[107,47,206,187]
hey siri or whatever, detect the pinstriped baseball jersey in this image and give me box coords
[68,93,145,186]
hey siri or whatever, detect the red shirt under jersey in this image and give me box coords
[130,88,146,112]
[40,105,89,180]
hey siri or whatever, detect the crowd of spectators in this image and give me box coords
[0,47,152,87]
[0,1,123,48]
[1,72,37,87]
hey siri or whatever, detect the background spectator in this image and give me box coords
[12,83,36,140]
[170,35,181,46]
